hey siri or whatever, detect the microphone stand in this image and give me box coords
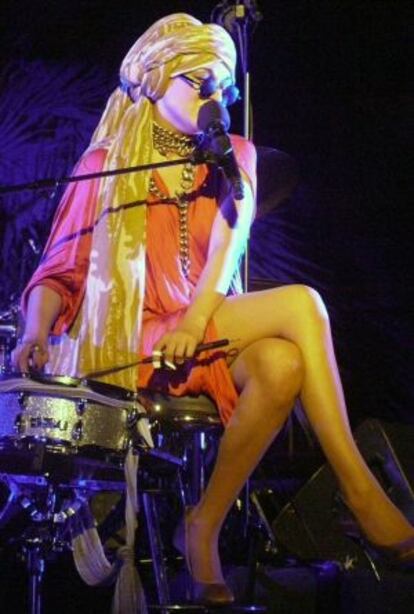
[0,152,207,195]
[211,1,263,574]
[211,0,263,292]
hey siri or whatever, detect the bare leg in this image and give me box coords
[188,284,414,583]
[187,337,303,583]
[212,285,414,545]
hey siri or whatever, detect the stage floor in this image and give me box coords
[1,553,413,613]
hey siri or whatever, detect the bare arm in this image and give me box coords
[155,172,255,362]
[12,285,62,372]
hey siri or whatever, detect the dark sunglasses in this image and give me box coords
[179,74,240,107]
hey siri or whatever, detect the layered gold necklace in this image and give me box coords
[149,122,200,280]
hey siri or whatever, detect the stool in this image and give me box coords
[138,391,223,607]
[141,390,222,502]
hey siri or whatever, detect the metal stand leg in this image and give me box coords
[142,492,171,605]
[190,432,204,505]
[26,543,45,614]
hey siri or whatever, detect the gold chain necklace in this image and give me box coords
[149,122,198,279]
[152,122,199,158]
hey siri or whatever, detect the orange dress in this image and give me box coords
[22,135,256,425]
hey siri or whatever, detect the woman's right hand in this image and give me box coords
[11,336,49,373]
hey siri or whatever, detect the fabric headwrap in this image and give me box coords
[48,13,237,390]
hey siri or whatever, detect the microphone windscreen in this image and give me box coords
[197,100,231,133]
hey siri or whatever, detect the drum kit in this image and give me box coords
[0,301,234,612]
[0,303,188,612]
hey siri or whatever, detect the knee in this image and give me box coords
[289,284,330,328]
[250,339,304,407]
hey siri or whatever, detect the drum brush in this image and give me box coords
[84,338,234,379]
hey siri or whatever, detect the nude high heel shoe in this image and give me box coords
[173,508,235,606]
[338,494,414,569]
[370,536,414,569]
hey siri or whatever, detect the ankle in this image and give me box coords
[341,482,378,513]
[188,506,221,538]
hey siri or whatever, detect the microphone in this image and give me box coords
[197,100,245,200]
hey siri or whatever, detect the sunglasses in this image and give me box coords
[179,74,240,107]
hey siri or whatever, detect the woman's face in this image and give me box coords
[153,63,233,135]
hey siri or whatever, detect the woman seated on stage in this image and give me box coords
[12,13,414,606]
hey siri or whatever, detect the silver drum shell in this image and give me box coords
[0,391,129,453]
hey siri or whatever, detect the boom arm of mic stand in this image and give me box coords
[0,156,203,195]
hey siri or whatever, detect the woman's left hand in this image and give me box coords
[153,322,205,367]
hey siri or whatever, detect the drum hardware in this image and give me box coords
[127,407,140,428]
[0,474,92,614]
[76,398,88,416]
[1,474,83,528]
[66,478,126,492]
[0,324,17,335]
[2,472,127,495]
[0,302,20,323]
[0,306,18,373]
[14,412,24,434]
[18,390,29,408]
[0,474,21,526]
[71,420,83,442]
[19,487,56,524]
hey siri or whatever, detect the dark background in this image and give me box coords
[0,0,412,424]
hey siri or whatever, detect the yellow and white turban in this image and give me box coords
[91,13,236,144]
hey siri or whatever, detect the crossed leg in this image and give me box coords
[187,284,414,583]
[187,336,303,582]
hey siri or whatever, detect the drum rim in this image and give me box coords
[0,371,138,400]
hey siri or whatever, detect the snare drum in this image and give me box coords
[0,374,149,458]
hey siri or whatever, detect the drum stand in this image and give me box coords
[1,472,94,614]
[25,540,44,614]
[21,523,63,614]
